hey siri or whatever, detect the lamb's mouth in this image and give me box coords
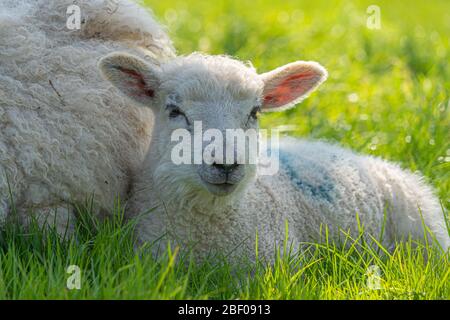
[201,180,238,196]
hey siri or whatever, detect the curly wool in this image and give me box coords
[0,0,174,222]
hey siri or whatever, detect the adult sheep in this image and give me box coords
[99,58,449,259]
[0,0,174,233]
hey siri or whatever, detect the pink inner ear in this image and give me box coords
[116,66,154,98]
[263,71,317,108]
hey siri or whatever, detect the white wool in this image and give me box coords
[131,137,449,260]
[0,0,174,225]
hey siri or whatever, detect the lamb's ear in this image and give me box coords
[98,52,160,106]
[260,61,327,111]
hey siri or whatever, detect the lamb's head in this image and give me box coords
[99,53,327,203]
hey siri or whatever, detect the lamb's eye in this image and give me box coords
[167,104,191,125]
[167,104,185,119]
[249,106,261,120]
[169,108,183,118]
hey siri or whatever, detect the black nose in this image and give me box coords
[212,162,240,173]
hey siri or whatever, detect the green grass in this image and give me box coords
[0,205,448,299]
[0,0,449,299]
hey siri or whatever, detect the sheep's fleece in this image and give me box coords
[0,0,176,229]
[0,0,448,259]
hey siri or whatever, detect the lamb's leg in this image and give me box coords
[18,204,77,239]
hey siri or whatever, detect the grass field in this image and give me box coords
[0,0,449,299]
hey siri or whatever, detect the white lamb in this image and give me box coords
[99,55,449,258]
[0,0,173,232]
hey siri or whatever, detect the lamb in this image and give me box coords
[0,0,174,233]
[98,51,449,260]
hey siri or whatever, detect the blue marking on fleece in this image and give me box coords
[278,148,335,203]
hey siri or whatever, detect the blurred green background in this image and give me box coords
[146,0,450,207]
[1,0,449,300]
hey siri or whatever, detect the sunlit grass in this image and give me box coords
[0,204,448,299]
